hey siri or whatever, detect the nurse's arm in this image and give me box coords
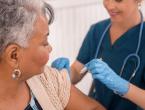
[65,85,106,110]
[124,84,145,109]
[70,60,86,84]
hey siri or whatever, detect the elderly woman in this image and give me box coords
[0,0,106,110]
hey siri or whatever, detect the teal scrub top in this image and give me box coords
[77,19,145,110]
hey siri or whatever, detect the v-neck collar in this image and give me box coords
[105,22,144,50]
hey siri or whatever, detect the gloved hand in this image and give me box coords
[51,57,70,73]
[85,59,130,96]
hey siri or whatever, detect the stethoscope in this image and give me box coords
[81,11,144,82]
[80,10,144,97]
[94,10,144,82]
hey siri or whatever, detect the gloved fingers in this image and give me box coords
[92,74,105,81]
[64,60,70,68]
[51,59,62,69]
[86,63,105,74]
[51,57,69,70]
[57,60,67,70]
[60,58,69,67]
[90,68,99,74]
[85,59,97,67]
[51,61,58,68]
[85,59,107,68]
[60,57,69,63]
[85,60,101,69]
[95,59,116,74]
[85,58,113,76]
[97,59,109,67]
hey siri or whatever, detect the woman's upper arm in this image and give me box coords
[65,85,106,110]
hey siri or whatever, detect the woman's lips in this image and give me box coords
[109,11,120,17]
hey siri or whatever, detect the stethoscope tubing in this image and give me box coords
[94,10,144,81]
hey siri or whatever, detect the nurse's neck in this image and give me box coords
[112,10,142,31]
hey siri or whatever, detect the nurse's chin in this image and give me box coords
[110,18,123,24]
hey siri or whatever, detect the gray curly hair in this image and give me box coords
[0,0,54,54]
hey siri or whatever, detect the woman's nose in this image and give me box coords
[104,0,116,10]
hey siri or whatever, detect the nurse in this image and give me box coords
[52,0,145,110]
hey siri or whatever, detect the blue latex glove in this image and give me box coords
[51,57,70,73]
[85,59,130,95]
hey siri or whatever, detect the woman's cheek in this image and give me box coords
[36,48,49,65]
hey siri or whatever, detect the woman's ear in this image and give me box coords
[4,44,21,67]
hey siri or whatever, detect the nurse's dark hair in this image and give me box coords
[0,0,54,55]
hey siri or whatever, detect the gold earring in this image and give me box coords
[12,68,22,80]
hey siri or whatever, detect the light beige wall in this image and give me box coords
[47,0,108,63]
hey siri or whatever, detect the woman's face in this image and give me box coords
[103,0,140,23]
[19,15,52,79]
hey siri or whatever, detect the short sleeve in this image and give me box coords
[77,24,96,64]
[43,67,71,109]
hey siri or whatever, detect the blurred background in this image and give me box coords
[45,0,145,94]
